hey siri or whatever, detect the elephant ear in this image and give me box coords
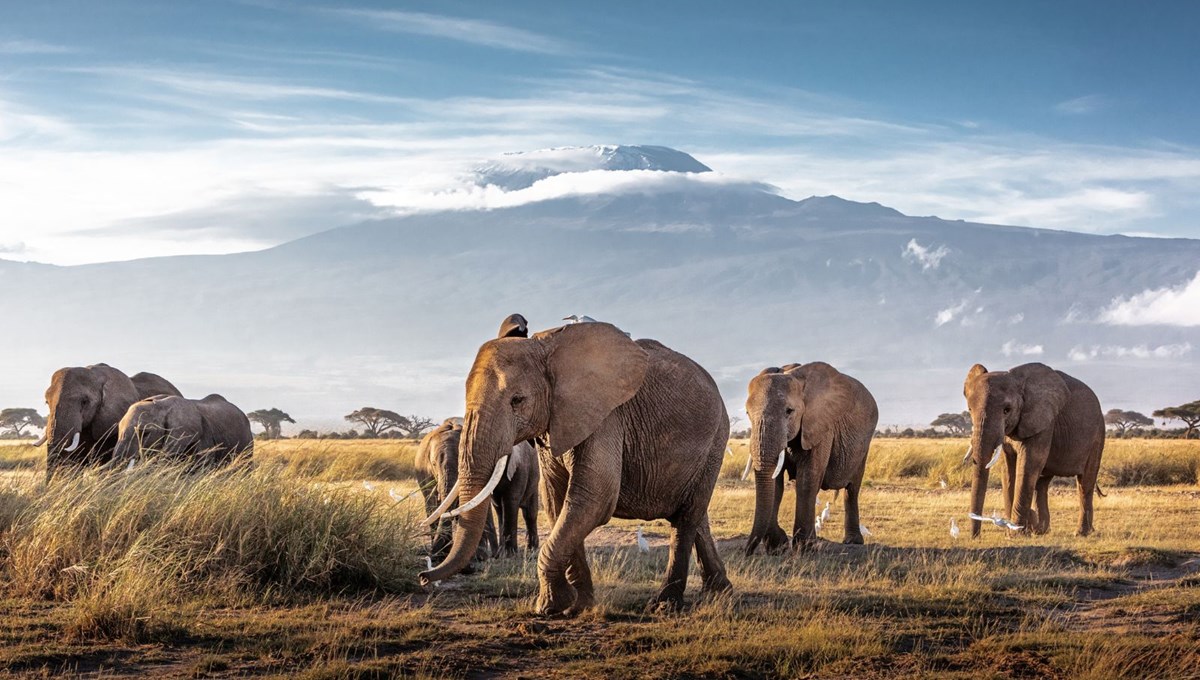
[1013,363,1069,439]
[94,366,138,438]
[963,363,988,396]
[793,363,854,452]
[541,323,649,456]
[498,314,529,339]
[780,363,802,372]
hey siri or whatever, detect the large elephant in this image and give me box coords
[419,320,731,616]
[964,362,1104,537]
[744,362,878,554]
[416,417,498,562]
[112,394,254,469]
[41,363,142,481]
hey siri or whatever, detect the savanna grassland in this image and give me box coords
[0,438,1198,679]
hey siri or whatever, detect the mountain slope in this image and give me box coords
[4,149,1198,428]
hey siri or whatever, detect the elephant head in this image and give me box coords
[419,321,648,584]
[963,363,1068,537]
[113,395,202,465]
[43,364,139,480]
[421,417,467,558]
[744,363,847,553]
[497,313,529,339]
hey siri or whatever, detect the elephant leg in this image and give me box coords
[1033,476,1052,535]
[764,471,788,552]
[791,444,828,551]
[1001,444,1017,521]
[842,464,865,545]
[1012,441,1046,534]
[651,520,697,611]
[563,546,594,616]
[522,501,540,552]
[535,444,618,617]
[1076,466,1098,537]
[479,507,499,560]
[500,492,520,555]
[693,515,732,595]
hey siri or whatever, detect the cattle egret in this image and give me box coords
[814,516,823,533]
[950,518,960,539]
[362,481,375,492]
[859,524,872,537]
[968,512,1024,531]
[636,526,650,553]
[820,501,831,524]
[562,314,597,324]
[939,477,948,490]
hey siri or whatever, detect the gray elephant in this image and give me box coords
[416,417,498,562]
[744,363,878,554]
[492,439,540,555]
[131,372,184,400]
[964,363,1104,537]
[40,364,181,481]
[112,394,254,469]
[419,320,731,616]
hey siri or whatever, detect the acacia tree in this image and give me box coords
[1104,409,1154,435]
[344,407,408,437]
[396,415,435,439]
[931,411,971,436]
[247,408,295,439]
[0,408,46,438]
[1153,401,1200,439]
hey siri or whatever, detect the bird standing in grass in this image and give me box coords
[636,526,650,553]
[362,481,375,492]
[859,524,872,537]
[950,518,960,539]
[820,501,831,525]
[968,512,1024,531]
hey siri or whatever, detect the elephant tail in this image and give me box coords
[1095,484,1107,498]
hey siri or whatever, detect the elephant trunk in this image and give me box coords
[419,407,508,585]
[44,406,82,482]
[968,422,1003,538]
[746,420,785,555]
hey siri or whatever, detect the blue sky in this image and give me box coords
[2,1,1199,263]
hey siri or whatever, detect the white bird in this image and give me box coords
[939,477,948,490]
[820,501,831,524]
[362,481,375,492]
[125,458,136,473]
[950,518,960,539]
[425,556,433,570]
[389,488,402,502]
[636,526,650,553]
[859,524,872,537]
[814,516,823,533]
[968,512,1024,531]
[562,314,597,324]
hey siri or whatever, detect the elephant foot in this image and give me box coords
[842,534,864,545]
[745,525,789,556]
[1075,526,1094,537]
[500,544,519,557]
[700,574,733,596]
[535,581,577,618]
[647,584,686,613]
[791,535,818,553]
[563,591,595,618]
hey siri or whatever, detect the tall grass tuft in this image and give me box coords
[0,462,422,640]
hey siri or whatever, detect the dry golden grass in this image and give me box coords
[0,437,1197,678]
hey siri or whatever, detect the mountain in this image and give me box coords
[4,147,1198,430]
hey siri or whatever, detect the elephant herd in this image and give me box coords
[31,363,253,479]
[28,316,1105,616]
[411,314,1106,615]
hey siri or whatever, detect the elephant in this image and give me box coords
[112,394,254,469]
[40,363,143,481]
[498,313,529,339]
[416,417,498,562]
[419,320,731,616]
[492,440,540,555]
[744,362,878,555]
[963,362,1104,537]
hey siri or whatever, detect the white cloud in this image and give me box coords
[0,39,73,54]
[1001,340,1044,357]
[902,238,950,270]
[325,9,571,54]
[1067,343,1193,362]
[1098,271,1200,327]
[1054,95,1108,115]
[1008,313,1024,324]
[935,301,967,327]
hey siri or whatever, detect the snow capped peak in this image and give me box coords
[471,145,712,190]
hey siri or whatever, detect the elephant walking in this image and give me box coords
[415,417,498,562]
[492,440,539,555]
[112,394,253,469]
[419,320,731,616]
[744,363,878,554]
[964,363,1104,537]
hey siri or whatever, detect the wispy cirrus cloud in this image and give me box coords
[0,39,74,55]
[1054,94,1109,115]
[325,8,571,55]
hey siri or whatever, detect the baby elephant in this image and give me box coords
[113,394,254,469]
[492,440,540,555]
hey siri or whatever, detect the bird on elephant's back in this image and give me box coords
[743,362,878,556]
[962,362,1104,538]
[38,364,179,481]
[420,317,731,617]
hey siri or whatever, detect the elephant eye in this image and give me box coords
[785,407,795,415]
[1003,406,1011,414]
[511,395,526,407]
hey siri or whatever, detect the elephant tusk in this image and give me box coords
[962,444,972,465]
[771,449,786,479]
[741,455,753,481]
[443,455,509,519]
[985,444,1003,469]
[63,432,81,453]
[31,433,47,447]
[419,480,460,527]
